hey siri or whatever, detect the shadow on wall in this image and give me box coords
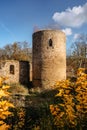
[19,61,30,85]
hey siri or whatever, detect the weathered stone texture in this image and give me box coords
[32,30,66,89]
[0,60,29,84]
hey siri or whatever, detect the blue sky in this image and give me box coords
[0,0,87,50]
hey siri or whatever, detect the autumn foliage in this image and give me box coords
[50,68,87,129]
[0,77,14,130]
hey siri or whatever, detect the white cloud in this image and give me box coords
[62,28,72,36]
[52,3,87,27]
[74,33,81,40]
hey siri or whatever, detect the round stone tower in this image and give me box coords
[32,30,66,89]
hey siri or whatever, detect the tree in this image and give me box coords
[0,41,32,61]
[67,34,87,75]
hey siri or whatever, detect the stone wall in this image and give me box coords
[0,60,29,85]
[32,30,66,89]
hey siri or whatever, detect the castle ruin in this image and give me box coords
[32,29,66,89]
[0,60,29,85]
[0,29,66,89]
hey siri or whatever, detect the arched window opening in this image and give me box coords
[48,39,53,47]
[10,65,14,74]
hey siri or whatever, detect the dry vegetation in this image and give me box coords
[8,83,29,95]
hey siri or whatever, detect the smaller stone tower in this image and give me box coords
[32,29,66,89]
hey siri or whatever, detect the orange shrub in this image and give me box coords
[50,68,87,128]
[0,77,14,130]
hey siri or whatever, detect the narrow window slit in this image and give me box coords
[10,65,14,74]
[49,39,53,47]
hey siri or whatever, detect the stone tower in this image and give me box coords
[32,30,66,89]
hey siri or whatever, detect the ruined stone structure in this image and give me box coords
[0,29,66,89]
[32,30,66,89]
[0,60,29,84]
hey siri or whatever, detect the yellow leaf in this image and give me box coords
[0,123,10,130]
[0,121,4,125]
[0,90,9,98]
[55,89,64,97]
[2,85,10,90]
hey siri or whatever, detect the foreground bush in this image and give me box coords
[0,77,14,130]
[50,68,87,129]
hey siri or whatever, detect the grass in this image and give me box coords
[7,81,87,130]
[6,83,87,130]
[7,85,58,130]
[8,83,29,95]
